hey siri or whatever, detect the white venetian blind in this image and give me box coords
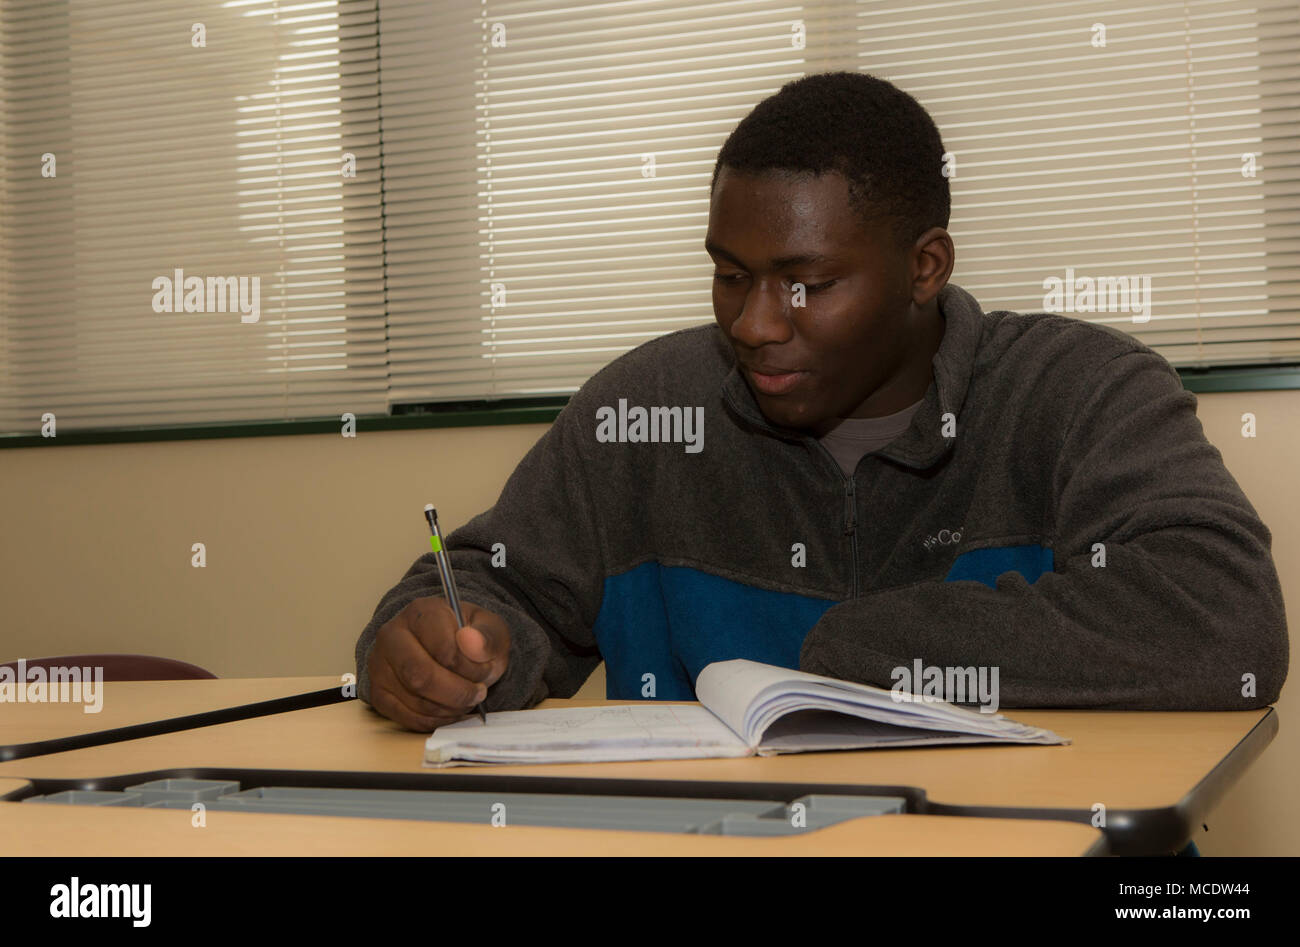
[0,0,386,433]
[865,0,1300,366]
[379,0,838,402]
[4,1,1298,436]
[381,0,1300,410]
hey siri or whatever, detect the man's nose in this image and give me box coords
[728,278,794,347]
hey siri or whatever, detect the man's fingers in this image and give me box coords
[369,681,466,733]
[381,624,487,708]
[402,597,463,668]
[371,649,480,718]
[364,595,512,731]
[404,598,509,685]
[370,680,438,731]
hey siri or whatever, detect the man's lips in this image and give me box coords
[744,364,809,395]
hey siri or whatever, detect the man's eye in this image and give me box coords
[712,273,836,291]
[799,279,837,293]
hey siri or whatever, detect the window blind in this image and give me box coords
[380,0,1300,410]
[378,0,833,404]
[3,1,1297,435]
[864,0,1300,367]
[0,0,386,433]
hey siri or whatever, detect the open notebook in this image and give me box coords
[423,659,1068,767]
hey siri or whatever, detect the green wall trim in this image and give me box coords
[2,364,1297,449]
[0,399,570,449]
[1176,364,1300,394]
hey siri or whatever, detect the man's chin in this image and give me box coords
[755,398,829,434]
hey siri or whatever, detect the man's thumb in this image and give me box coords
[456,623,492,662]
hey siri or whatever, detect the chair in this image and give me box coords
[0,654,217,681]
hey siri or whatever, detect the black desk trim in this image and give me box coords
[0,688,352,762]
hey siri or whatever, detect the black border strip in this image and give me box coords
[0,688,351,762]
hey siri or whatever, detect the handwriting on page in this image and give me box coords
[435,704,738,750]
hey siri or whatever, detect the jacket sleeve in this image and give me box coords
[354,390,607,711]
[800,349,1288,710]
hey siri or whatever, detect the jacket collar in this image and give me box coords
[719,282,984,470]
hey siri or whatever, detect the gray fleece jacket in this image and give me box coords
[355,282,1288,711]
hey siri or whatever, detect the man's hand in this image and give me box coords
[367,596,511,731]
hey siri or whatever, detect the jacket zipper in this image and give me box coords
[809,437,861,600]
[727,394,865,601]
[844,476,859,599]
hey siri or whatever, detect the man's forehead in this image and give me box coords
[708,170,868,252]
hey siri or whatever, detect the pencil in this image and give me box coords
[423,504,487,724]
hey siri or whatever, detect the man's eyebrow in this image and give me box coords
[704,239,834,270]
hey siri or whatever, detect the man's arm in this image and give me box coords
[800,349,1288,710]
[355,391,606,712]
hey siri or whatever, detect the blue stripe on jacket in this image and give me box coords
[593,544,1055,699]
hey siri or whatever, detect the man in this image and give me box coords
[356,71,1287,732]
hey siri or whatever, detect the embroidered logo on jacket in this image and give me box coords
[922,526,963,552]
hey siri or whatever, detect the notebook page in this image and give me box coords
[755,710,1023,755]
[746,687,1062,744]
[422,703,751,766]
[695,659,802,745]
[697,659,1067,747]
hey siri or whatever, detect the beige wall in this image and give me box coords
[1,389,1294,854]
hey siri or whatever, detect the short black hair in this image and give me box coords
[711,71,950,251]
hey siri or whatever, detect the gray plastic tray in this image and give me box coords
[20,782,905,835]
[124,778,241,803]
[23,790,145,806]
